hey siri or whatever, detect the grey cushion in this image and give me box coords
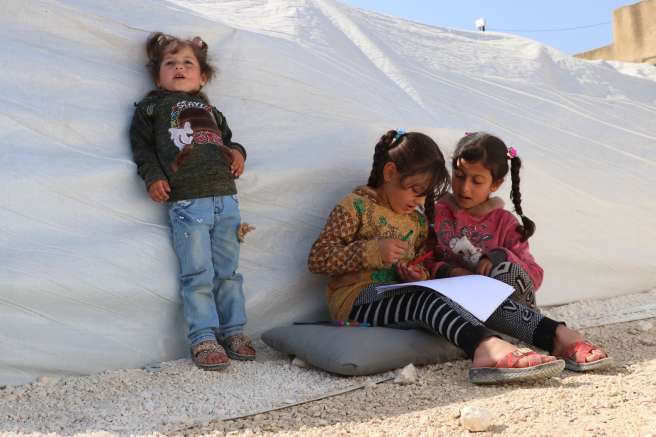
[261,325,465,376]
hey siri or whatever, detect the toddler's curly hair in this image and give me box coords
[145,32,216,85]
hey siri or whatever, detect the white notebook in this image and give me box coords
[376,275,514,321]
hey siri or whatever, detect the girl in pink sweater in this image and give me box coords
[427,132,612,372]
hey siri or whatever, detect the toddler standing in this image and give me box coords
[130,32,255,370]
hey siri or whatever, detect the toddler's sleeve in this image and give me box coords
[213,107,247,160]
[129,104,167,188]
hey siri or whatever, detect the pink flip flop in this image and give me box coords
[559,341,613,372]
[469,347,565,385]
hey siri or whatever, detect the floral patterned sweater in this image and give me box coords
[308,186,428,320]
[427,194,544,290]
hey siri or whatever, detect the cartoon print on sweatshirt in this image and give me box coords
[167,101,231,172]
[449,234,483,268]
[436,219,493,270]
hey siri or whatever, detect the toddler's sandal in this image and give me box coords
[191,340,230,370]
[559,341,613,372]
[218,333,256,361]
[469,347,565,385]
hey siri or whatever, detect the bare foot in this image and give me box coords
[220,333,256,360]
[202,351,229,365]
[472,337,557,368]
[551,325,607,363]
[235,343,256,357]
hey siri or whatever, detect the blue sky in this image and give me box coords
[341,0,631,54]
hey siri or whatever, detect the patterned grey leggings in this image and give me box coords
[490,261,536,308]
[349,263,561,357]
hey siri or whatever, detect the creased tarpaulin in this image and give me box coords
[1,0,655,385]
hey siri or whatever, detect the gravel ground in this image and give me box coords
[0,344,390,435]
[1,292,654,437]
[180,318,656,437]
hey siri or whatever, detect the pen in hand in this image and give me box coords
[408,250,433,266]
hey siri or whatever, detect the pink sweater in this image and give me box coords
[427,194,544,291]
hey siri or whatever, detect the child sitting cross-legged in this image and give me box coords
[425,131,612,373]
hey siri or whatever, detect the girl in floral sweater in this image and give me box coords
[308,130,567,384]
[426,131,612,372]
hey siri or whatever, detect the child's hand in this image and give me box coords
[450,267,473,277]
[236,223,256,242]
[148,180,171,203]
[229,149,245,177]
[476,257,494,276]
[397,261,428,282]
[378,239,409,267]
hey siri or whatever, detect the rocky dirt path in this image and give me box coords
[179,318,656,437]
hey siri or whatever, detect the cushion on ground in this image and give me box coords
[261,325,465,376]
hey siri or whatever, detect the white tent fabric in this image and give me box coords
[1,0,655,386]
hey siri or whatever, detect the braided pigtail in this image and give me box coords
[423,185,438,244]
[423,187,436,227]
[509,156,535,241]
[367,130,397,187]
[423,155,450,225]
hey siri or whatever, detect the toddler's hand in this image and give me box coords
[148,180,171,203]
[236,223,256,242]
[229,149,245,177]
[476,257,494,276]
[397,261,428,282]
[378,239,409,267]
[450,267,473,277]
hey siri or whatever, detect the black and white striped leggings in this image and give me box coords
[349,265,561,357]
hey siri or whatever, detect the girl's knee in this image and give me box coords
[510,289,537,309]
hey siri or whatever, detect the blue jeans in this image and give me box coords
[168,195,247,346]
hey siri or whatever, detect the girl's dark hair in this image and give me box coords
[452,132,535,241]
[145,32,216,86]
[367,130,450,222]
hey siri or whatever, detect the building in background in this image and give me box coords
[576,0,655,64]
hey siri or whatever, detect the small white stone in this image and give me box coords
[291,357,309,368]
[636,321,653,332]
[394,363,417,385]
[460,405,493,432]
[36,376,58,385]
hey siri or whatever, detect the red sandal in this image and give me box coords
[559,341,613,372]
[469,347,565,385]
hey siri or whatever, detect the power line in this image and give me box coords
[490,21,611,33]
